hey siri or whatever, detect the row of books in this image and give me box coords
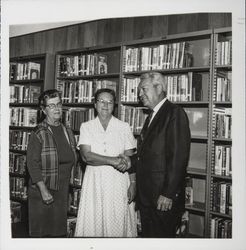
[68,188,81,215]
[166,72,202,102]
[10,85,41,104]
[214,145,231,176]
[214,108,232,139]
[122,73,203,103]
[10,107,39,127]
[215,40,232,66]
[10,177,28,200]
[215,73,232,102]
[212,182,232,215]
[9,152,26,175]
[120,106,148,133]
[70,163,84,187]
[121,78,140,102]
[59,54,108,77]
[210,217,232,238]
[10,201,22,223]
[62,108,95,131]
[9,130,31,151]
[10,61,41,81]
[57,79,117,104]
[124,42,193,72]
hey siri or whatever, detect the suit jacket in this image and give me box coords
[132,100,191,211]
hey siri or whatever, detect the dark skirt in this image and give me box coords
[28,163,71,237]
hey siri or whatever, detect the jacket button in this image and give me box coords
[137,157,140,161]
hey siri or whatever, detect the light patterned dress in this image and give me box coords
[74,116,137,237]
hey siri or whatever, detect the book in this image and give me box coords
[97,54,108,74]
[29,85,41,103]
[28,62,41,79]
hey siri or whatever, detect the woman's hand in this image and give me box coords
[112,156,128,172]
[36,181,54,205]
[113,154,131,172]
[127,182,136,203]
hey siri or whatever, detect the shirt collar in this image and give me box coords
[152,97,167,114]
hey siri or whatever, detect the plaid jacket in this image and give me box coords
[33,120,77,190]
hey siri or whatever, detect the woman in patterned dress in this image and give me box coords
[27,89,77,237]
[75,88,137,237]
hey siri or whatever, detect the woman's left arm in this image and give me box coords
[124,149,136,204]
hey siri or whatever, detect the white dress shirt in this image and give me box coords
[148,97,167,126]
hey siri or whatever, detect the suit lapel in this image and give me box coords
[139,100,170,153]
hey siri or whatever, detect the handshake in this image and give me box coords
[113,154,131,172]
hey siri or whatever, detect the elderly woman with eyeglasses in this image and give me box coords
[27,89,77,237]
[74,88,137,237]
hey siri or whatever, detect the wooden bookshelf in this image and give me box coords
[54,28,233,238]
[208,27,232,238]
[9,53,54,238]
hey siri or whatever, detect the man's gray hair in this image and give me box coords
[140,71,167,91]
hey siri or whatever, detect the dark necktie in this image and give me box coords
[140,110,154,140]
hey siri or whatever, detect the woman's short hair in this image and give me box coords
[39,89,61,108]
[94,88,116,103]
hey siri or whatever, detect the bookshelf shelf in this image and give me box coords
[187,168,207,177]
[9,126,36,130]
[57,73,119,81]
[9,103,39,107]
[213,138,232,143]
[210,211,232,219]
[213,102,232,106]
[214,65,232,70]
[211,174,232,181]
[191,136,208,141]
[10,79,44,84]
[9,149,27,154]
[186,202,206,213]
[62,102,94,107]
[175,101,209,107]
[123,66,210,76]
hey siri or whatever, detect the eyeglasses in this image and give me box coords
[96,99,114,105]
[45,102,62,110]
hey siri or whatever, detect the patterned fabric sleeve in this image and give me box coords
[124,123,137,151]
[27,132,43,184]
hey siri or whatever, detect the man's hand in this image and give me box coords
[119,154,131,170]
[114,154,131,172]
[127,182,136,203]
[157,195,173,211]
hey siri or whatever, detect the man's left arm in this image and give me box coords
[158,107,191,211]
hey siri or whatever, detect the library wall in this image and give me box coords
[10,13,231,58]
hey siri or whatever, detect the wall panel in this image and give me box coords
[10,13,232,58]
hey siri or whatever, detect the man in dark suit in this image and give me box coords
[125,71,191,238]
